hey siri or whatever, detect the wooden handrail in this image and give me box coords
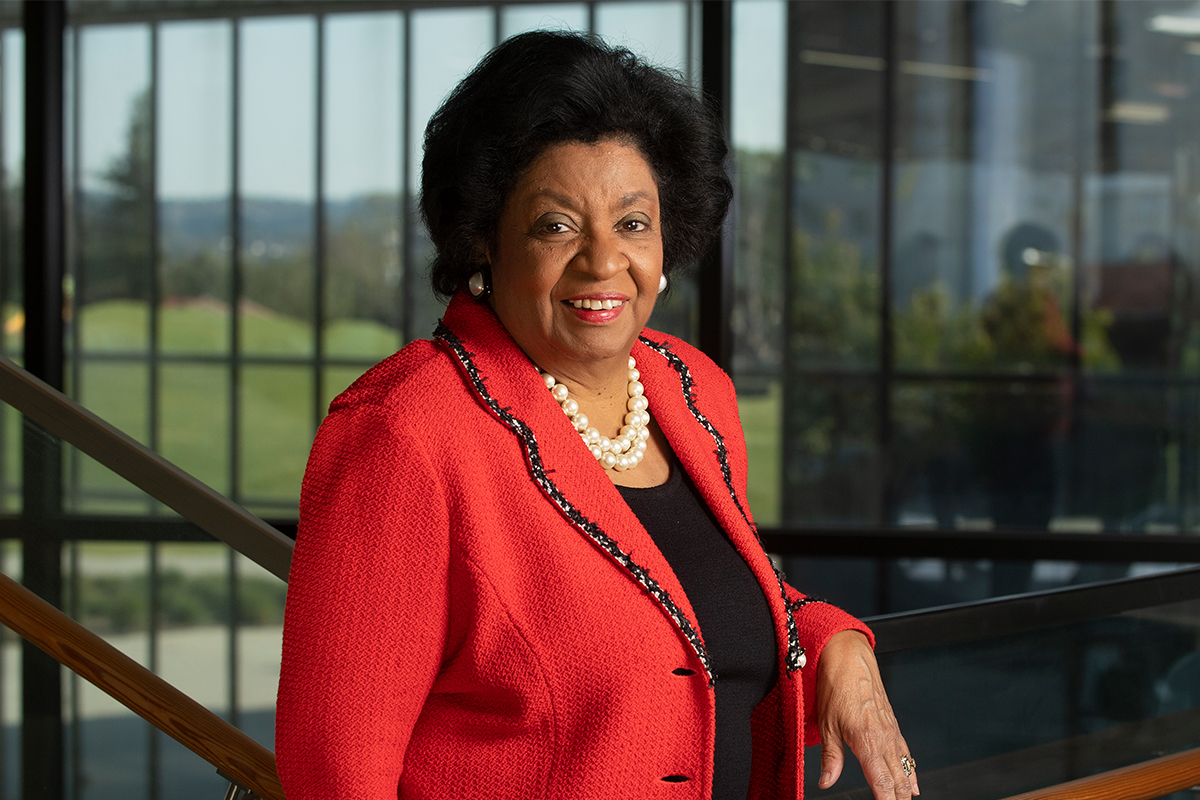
[999,745,1200,800]
[0,354,293,581]
[0,571,284,800]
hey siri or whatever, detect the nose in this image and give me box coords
[572,228,628,280]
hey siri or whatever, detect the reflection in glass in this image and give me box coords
[891,377,1200,540]
[844,597,1200,799]
[501,3,587,39]
[2,29,23,362]
[158,20,232,356]
[781,377,879,526]
[76,24,153,356]
[323,12,403,361]
[890,1,1103,375]
[731,0,785,378]
[239,17,316,357]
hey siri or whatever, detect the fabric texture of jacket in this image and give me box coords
[275,292,873,799]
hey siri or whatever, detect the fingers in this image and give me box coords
[815,631,917,799]
[818,727,846,789]
[852,725,914,800]
[898,732,920,796]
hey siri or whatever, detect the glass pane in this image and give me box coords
[76,25,152,358]
[890,378,1200,538]
[2,29,23,363]
[737,378,782,526]
[321,365,362,415]
[1087,0,1200,381]
[159,364,229,495]
[1,539,19,799]
[831,589,1200,798]
[323,12,403,361]
[787,2,883,372]
[406,7,494,343]
[500,3,588,39]
[238,365,311,515]
[157,541,232,800]
[234,551,284,751]
[1072,381,1191,531]
[732,0,786,378]
[158,20,233,357]
[892,379,1066,532]
[72,361,150,513]
[71,541,150,800]
[239,16,316,357]
[780,377,880,525]
[594,1,689,72]
[891,1,1096,375]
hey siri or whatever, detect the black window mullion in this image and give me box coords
[228,16,243,734]
[697,0,732,371]
[148,22,161,510]
[230,18,242,505]
[401,11,414,344]
[314,14,325,436]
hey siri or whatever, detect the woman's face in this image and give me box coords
[488,139,663,377]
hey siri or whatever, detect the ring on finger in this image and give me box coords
[900,755,916,776]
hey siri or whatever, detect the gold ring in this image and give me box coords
[900,755,916,776]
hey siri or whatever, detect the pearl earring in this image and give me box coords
[658,274,668,294]
[468,271,490,298]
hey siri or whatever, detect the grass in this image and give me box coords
[63,299,783,522]
[738,382,782,527]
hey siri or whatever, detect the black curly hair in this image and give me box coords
[420,30,732,298]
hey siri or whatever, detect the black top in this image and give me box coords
[617,465,779,800]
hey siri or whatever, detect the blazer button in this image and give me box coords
[798,649,807,669]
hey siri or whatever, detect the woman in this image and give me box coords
[276,30,916,800]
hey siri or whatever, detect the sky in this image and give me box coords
[46,0,785,202]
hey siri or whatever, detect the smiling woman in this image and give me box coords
[276,30,916,800]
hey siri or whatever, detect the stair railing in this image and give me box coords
[0,353,293,580]
[998,746,1200,800]
[0,566,283,799]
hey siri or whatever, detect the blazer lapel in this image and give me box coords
[435,295,713,683]
[635,332,802,677]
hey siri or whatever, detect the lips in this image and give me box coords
[563,294,628,322]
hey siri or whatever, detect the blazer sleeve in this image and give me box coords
[275,403,451,798]
[716,361,876,746]
[781,582,875,746]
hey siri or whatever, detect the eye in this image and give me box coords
[621,218,650,233]
[543,221,570,234]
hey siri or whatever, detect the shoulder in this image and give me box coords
[635,326,737,403]
[327,339,465,420]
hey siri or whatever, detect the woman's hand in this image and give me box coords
[816,630,918,798]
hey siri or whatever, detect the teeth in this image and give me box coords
[571,299,624,310]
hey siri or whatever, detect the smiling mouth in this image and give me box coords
[568,298,627,310]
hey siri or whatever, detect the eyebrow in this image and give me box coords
[528,189,655,211]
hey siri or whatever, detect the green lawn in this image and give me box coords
[65,300,784,523]
[737,383,782,527]
[67,300,400,513]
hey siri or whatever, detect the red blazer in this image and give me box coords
[275,293,872,799]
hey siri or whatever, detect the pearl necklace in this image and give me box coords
[541,356,651,471]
